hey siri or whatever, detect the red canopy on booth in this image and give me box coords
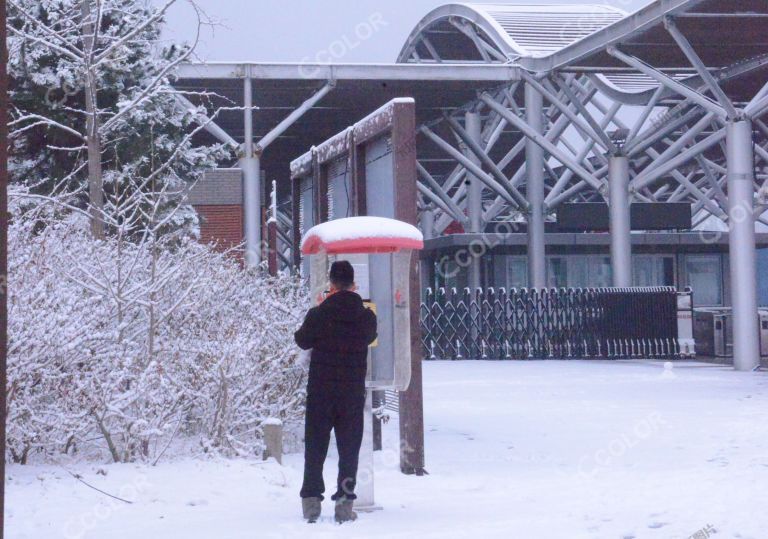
[300,216,424,255]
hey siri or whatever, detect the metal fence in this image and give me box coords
[420,287,680,360]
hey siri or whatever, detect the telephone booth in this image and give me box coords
[300,216,424,509]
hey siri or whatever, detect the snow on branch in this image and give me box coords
[7,191,310,464]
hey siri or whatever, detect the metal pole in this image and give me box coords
[267,180,278,275]
[372,390,384,451]
[726,120,760,371]
[465,111,483,291]
[525,83,547,289]
[355,389,376,509]
[421,205,435,240]
[609,155,632,287]
[241,75,262,267]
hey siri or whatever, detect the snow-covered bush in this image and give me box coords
[6,0,306,465]
[7,193,308,463]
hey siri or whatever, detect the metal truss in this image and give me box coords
[405,5,768,370]
[175,1,768,370]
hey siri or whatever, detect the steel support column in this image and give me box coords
[609,155,632,287]
[421,205,435,240]
[465,111,483,291]
[525,83,546,289]
[241,75,261,267]
[726,120,760,371]
[420,205,435,297]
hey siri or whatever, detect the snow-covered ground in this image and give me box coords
[7,360,768,539]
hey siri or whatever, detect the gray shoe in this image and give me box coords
[302,497,321,523]
[334,497,357,523]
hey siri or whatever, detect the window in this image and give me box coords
[567,257,588,288]
[685,255,723,306]
[759,249,768,307]
[488,256,528,289]
[634,256,675,287]
[590,257,612,288]
[507,257,528,289]
[435,256,468,291]
[547,257,568,288]
[547,255,611,288]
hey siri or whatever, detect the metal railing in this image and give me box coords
[420,286,679,360]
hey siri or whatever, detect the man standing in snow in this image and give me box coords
[295,260,377,523]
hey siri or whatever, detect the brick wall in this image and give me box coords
[185,169,242,206]
[186,169,245,257]
[195,204,244,255]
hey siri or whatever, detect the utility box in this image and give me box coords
[693,308,768,359]
[692,309,716,357]
[713,311,732,358]
[760,310,768,358]
[677,288,695,358]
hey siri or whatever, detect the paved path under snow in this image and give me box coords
[6,360,768,538]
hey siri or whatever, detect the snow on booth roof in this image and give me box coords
[300,216,424,255]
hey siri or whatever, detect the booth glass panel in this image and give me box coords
[363,135,395,219]
[327,155,352,220]
[369,253,395,385]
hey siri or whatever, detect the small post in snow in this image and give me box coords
[262,418,283,464]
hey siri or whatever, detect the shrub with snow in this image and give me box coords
[7,192,308,464]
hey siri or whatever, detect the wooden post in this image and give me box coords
[267,220,278,275]
[392,101,426,475]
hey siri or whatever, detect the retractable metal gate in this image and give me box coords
[421,287,679,360]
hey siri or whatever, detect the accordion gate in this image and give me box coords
[421,286,679,360]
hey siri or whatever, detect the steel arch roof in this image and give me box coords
[397,3,627,62]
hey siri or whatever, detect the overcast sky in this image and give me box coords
[162,0,654,63]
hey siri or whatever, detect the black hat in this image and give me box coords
[329,260,354,288]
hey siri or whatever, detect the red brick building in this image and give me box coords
[186,169,244,255]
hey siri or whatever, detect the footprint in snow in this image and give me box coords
[186,499,209,507]
[648,521,668,529]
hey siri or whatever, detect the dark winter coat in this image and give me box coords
[294,290,377,383]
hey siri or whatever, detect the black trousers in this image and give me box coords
[300,374,366,501]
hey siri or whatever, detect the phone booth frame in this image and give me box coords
[301,216,424,510]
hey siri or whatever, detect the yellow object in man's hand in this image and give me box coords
[363,301,378,347]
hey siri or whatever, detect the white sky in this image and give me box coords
[161,0,655,63]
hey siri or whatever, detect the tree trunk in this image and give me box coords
[94,411,121,463]
[81,0,105,239]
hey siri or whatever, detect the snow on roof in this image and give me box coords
[300,216,424,255]
[290,98,415,177]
